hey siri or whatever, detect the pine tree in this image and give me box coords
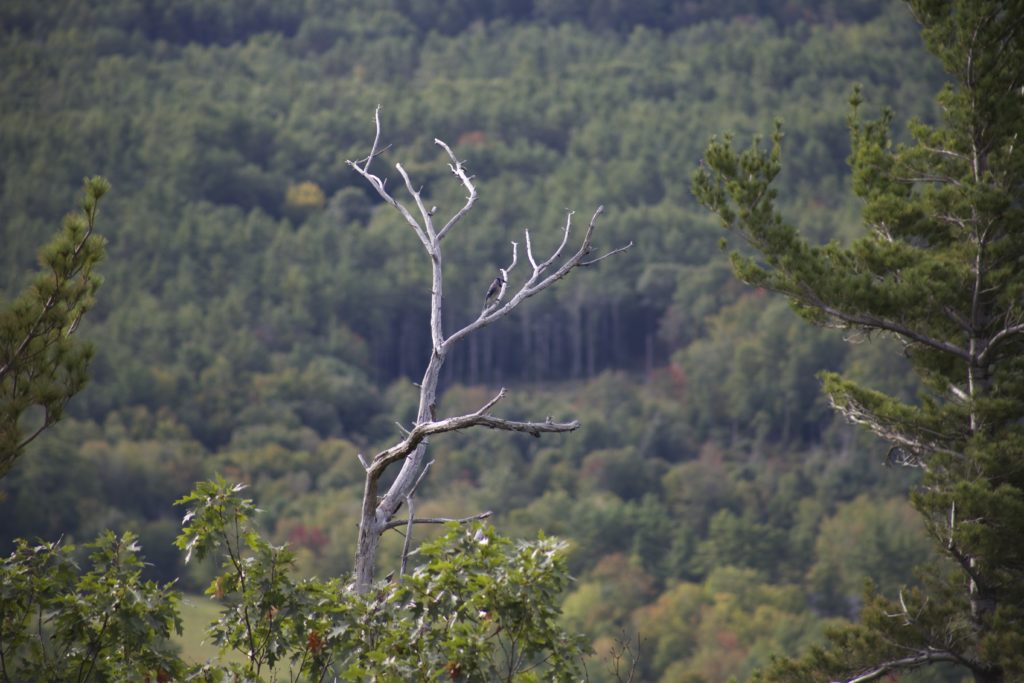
[693,1,1023,681]
[0,177,108,477]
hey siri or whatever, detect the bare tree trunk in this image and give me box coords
[345,108,631,591]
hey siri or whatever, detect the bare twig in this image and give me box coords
[360,105,383,173]
[435,139,478,241]
[608,631,642,683]
[581,241,635,266]
[398,460,434,579]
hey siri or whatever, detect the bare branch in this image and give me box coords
[799,286,972,362]
[387,163,432,248]
[369,409,579,476]
[506,241,519,273]
[345,111,431,250]
[354,143,392,169]
[451,205,631,346]
[529,206,610,291]
[525,229,539,271]
[399,495,416,579]
[476,387,507,415]
[831,390,961,467]
[398,460,434,578]
[410,458,435,496]
[608,631,642,683]
[581,241,635,266]
[537,210,577,274]
[435,139,478,241]
[833,650,962,683]
[360,105,383,173]
[920,144,968,161]
[977,321,1024,364]
[383,510,493,532]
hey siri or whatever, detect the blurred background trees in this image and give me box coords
[0,0,983,680]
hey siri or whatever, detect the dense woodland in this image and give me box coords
[0,0,992,681]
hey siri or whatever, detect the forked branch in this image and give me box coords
[366,388,579,476]
[344,108,629,592]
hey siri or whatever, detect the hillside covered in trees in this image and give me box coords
[0,1,983,680]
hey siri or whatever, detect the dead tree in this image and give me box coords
[346,107,632,593]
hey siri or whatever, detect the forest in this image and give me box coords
[2,0,1021,681]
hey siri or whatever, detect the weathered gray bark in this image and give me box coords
[346,107,632,592]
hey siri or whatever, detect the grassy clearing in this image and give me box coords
[174,593,229,665]
[174,594,291,675]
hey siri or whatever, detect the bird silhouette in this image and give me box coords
[484,276,505,307]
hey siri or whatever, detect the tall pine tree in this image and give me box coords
[694,1,1023,681]
[0,177,108,476]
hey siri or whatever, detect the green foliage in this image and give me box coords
[0,177,108,476]
[1,477,589,682]
[617,567,835,683]
[0,531,183,682]
[0,0,944,439]
[174,477,587,682]
[675,295,846,445]
[807,495,934,614]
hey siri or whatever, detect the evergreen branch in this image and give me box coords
[2,178,107,471]
[823,375,963,462]
[805,291,972,362]
[919,144,969,161]
[15,410,53,453]
[0,208,97,381]
[976,321,1024,365]
[895,173,963,186]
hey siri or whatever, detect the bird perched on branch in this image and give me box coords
[483,276,505,307]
